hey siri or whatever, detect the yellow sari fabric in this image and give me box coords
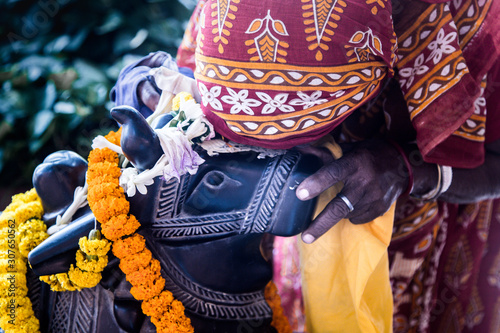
[298,140,394,333]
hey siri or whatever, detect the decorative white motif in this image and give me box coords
[427,28,457,64]
[198,82,223,111]
[221,87,261,115]
[399,54,429,89]
[289,91,327,109]
[255,92,294,114]
[349,28,384,61]
[200,138,287,158]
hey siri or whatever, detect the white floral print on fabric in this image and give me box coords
[198,82,223,111]
[427,28,457,65]
[255,92,294,114]
[289,91,328,109]
[399,54,429,89]
[221,87,262,115]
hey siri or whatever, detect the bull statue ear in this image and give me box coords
[111,106,164,171]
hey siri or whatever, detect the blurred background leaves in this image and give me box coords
[0,0,193,205]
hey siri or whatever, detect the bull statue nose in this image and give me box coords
[110,106,164,171]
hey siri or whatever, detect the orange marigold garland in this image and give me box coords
[87,129,194,332]
[87,100,292,331]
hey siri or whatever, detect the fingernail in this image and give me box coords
[302,234,315,244]
[297,188,309,200]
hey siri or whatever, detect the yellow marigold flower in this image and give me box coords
[3,200,23,213]
[172,92,194,111]
[112,234,146,259]
[0,258,27,275]
[0,297,33,322]
[18,218,46,233]
[130,275,165,300]
[0,211,16,229]
[55,272,79,291]
[68,265,101,289]
[141,290,175,317]
[78,236,111,257]
[14,201,43,223]
[101,214,140,241]
[0,273,28,298]
[0,227,12,240]
[126,258,162,287]
[119,248,152,275]
[18,219,48,258]
[39,275,66,292]
[11,302,35,322]
[75,250,108,273]
[23,188,40,204]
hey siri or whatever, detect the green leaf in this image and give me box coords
[32,110,54,138]
[44,35,71,54]
[43,82,57,110]
[73,59,107,84]
[54,101,75,114]
[95,11,124,35]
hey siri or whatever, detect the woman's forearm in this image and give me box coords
[410,139,500,204]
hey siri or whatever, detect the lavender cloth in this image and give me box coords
[110,51,194,118]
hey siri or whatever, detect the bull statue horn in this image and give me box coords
[111,106,164,171]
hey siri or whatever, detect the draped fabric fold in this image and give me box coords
[393,0,500,168]
[299,139,394,333]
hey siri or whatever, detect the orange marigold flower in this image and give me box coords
[101,214,140,241]
[151,304,194,333]
[87,182,124,203]
[91,197,130,225]
[105,128,122,145]
[130,275,165,300]
[112,234,146,259]
[126,258,162,287]
[87,161,122,180]
[88,148,118,164]
[141,290,174,317]
[119,248,152,275]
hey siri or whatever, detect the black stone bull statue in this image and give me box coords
[27,107,322,333]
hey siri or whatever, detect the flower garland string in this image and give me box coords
[0,189,46,333]
[87,128,194,333]
[39,229,110,292]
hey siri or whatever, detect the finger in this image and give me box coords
[296,158,352,200]
[138,80,161,111]
[301,195,352,243]
[349,204,389,225]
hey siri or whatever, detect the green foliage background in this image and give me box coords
[0,0,194,199]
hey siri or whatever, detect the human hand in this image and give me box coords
[296,139,410,243]
[110,51,178,117]
[135,52,174,111]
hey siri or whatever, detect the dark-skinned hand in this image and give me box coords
[296,139,410,244]
[135,52,169,111]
